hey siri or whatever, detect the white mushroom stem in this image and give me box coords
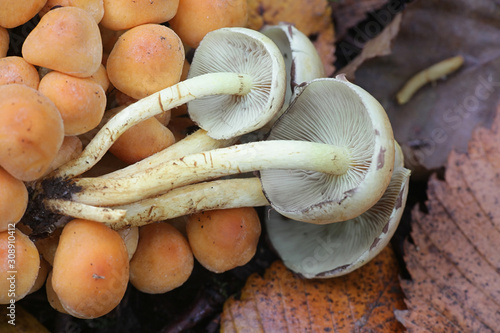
[44,199,127,223]
[101,129,239,179]
[65,140,352,206]
[106,178,268,230]
[49,72,253,179]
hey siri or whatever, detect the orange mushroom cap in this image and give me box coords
[51,219,129,319]
[169,0,248,48]
[22,6,103,78]
[106,23,185,99]
[109,116,176,164]
[0,84,64,181]
[0,56,40,89]
[38,71,106,135]
[0,0,47,28]
[129,222,194,294]
[186,207,261,273]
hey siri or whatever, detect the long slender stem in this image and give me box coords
[108,178,268,229]
[100,129,239,179]
[44,199,127,223]
[69,140,351,206]
[49,72,253,179]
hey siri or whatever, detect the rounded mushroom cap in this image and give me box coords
[168,0,248,48]
[38,71,107,135]
[0,229,40,304]
[186,207,261,273]
[51,219,129,319]
[106,24,185,99]
[261,76,395,224]
[0,56,40,89]
[187,27,286,139]
[0,0,46,28]
[129,222,193,294]
[0,84,64,181]
[265,143,411,278]
[22,6,102,78]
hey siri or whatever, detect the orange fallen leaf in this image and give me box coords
[247,0,336,76]
[396,105,500,332]
[221,245,405,332]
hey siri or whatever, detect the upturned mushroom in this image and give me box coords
[47,77,396,226]
[264,142,410,278]
[48,27,286,180]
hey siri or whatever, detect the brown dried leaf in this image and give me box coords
[221,246,405,332]
[396,105,500,332]
[246,0,336,76]
[340,12,402,80]
[353,0,500,174]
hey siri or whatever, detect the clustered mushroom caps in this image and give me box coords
[33,26,410,280]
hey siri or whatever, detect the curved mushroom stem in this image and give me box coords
[60,140,351,206]
[100,129,239,179]
[48,72,253,180]
[44,199,127,223]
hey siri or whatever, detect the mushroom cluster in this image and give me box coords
[4,15,410,318]
[39,26,409,279]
